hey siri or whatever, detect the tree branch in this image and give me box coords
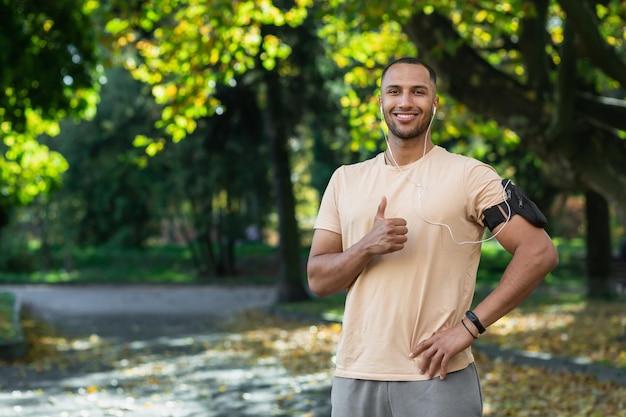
[557,0,626,86]
[403,11,546,138]
[576,92,626,131]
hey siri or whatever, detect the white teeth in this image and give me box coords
[396,114,414,120]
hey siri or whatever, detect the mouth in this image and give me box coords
[393,112,418,122]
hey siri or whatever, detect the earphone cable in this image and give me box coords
[380,111,511,245]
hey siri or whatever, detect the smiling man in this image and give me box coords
[307,57,558,417]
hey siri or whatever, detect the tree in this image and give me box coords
[317,0,626,298]
[103,0,626,299]
[44,67,163,248]
[153,78,275,278]
[585,190,613,298]
[0,0,101,228]
[104,0,318,301]
[406,2,625,299]
[403,3,625,207]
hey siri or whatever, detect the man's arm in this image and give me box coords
[307,196,408,297]
[409,215,559,379]
[468,216,559,330]
[306,229,373,297]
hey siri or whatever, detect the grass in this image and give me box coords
[0,243,281,285]
[279,238,592,318]
[0,292,19,342]
[277,292,347,322]
[477,238,587,286]
[0,237,588,285]
[0,238,593,318]
[2,238,622,361]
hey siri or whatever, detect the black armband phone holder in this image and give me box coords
[483,179,548,231]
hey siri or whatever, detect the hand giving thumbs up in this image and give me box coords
[368,196,408,254]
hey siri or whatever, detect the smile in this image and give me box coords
[394,113,417,121]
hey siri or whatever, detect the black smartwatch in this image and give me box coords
[465,310,486,334]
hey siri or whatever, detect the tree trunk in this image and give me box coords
[585,190,615,299]
[216,192,237,276]
[264,71,310,303]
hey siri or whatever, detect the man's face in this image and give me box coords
[380,63,437,141]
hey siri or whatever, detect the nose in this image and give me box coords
[397,91,413,108]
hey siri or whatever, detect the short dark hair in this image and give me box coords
[381,57,437,86]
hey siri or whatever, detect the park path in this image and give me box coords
[1,284,277,320]
[0,284,332,417]
[1,284,624,417]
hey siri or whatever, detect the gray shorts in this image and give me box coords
[330,363,483,417]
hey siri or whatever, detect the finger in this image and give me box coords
[389,218,408,227]
[418,350,432,375]
[409,339,429,358]
[427,350,444,378]
[439,356,450,380]
[396,225,409,237]
[376,196,387,219]
[418,349,438,377]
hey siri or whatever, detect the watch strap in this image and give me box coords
[465,310,486,334]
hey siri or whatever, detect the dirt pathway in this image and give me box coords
[0,285,332,417]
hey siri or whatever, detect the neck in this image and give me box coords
[385,137,433,166]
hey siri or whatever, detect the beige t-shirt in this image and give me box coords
[314,146,506,381]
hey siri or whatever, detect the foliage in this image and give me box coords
[0,242,281,285]
[317,0,626,230]
[147,79,275,276]
[277,293,626,370]
[101,1,356,302]
[313,0,626,299]
[0,222,38,273]
[314,1,516,152]
[0,0,101,210]
[99,0,626,230]
[0,126,69,209]
[40,67,163,247]
[316,10,417,152]
[0,0,100,131]
[0,292,18,341]
[4,0,623,295]
[481,300,626,369]
[104,0,314,144]
[3,305,625,416]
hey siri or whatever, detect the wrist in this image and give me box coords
[465,310,486,334]
[461,319,478,340]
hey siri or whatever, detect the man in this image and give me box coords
[307,57,559,417]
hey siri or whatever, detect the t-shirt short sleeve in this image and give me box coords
[464,160,507,227]
[314,167,343,234]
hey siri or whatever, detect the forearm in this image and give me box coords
[409,239,557,380]
[307,240,374,297]
[308,197,408,297]
[472,234,558,330]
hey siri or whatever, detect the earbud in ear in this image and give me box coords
[433,107,437,116]
[379,106,383,114]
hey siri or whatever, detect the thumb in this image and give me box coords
[376,196,387,219]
